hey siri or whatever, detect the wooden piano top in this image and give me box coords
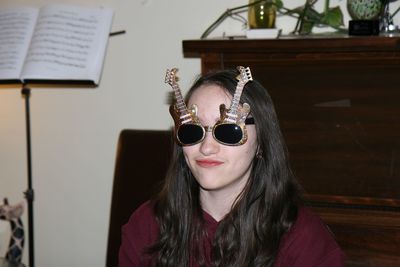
[183,36,400,266]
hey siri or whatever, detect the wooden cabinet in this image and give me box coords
[183,36,400,266]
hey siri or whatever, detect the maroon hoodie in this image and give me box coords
[119,201,345,267]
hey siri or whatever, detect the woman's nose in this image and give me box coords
[199,130,219,155]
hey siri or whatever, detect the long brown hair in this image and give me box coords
[149,69,301,266]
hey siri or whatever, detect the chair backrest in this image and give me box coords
[106,129,173,267]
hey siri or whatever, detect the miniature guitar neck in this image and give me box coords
[165,68,193,123]
[225,66,253,122]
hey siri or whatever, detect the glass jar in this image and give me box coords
[248,0,276,29]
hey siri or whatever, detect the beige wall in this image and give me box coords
[0,0,398,266]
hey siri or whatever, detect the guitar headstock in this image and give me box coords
[236,66,253,84]
[165,68,179,86]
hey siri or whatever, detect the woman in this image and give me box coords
[119,67,345,266]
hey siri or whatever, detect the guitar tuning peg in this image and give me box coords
[171,67,180,82]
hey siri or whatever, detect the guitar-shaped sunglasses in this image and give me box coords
[165,66,254,146]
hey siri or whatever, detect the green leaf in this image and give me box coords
[304,7,323,22]
[274,0,284,9]
[300,20,315,34]
[321,6,344,27]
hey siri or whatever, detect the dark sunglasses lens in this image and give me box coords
[177,124,204,145]
[214,124,243,145]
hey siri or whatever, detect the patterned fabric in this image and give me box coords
[0,199,25,264]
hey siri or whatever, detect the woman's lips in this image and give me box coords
[196,159,223,167]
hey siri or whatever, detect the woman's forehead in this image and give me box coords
[188,84,231,105]
[188,85,232,123]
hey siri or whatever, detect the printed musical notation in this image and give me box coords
[0,8,37,75]
[0,4,113,85]
[26,9,99,70]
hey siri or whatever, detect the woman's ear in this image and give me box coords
[256,145,263,159]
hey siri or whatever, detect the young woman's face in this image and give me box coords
[182,84,258,197]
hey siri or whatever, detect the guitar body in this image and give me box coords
[169,104,182,130]
[169,104,200,128]
[214,66,253,145]
[218,103,251,125]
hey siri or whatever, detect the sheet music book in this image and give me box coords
[0,4,113,85]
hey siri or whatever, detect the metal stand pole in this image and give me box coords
[21,86,34,267]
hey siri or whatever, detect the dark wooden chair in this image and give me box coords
[106,129,173,267]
